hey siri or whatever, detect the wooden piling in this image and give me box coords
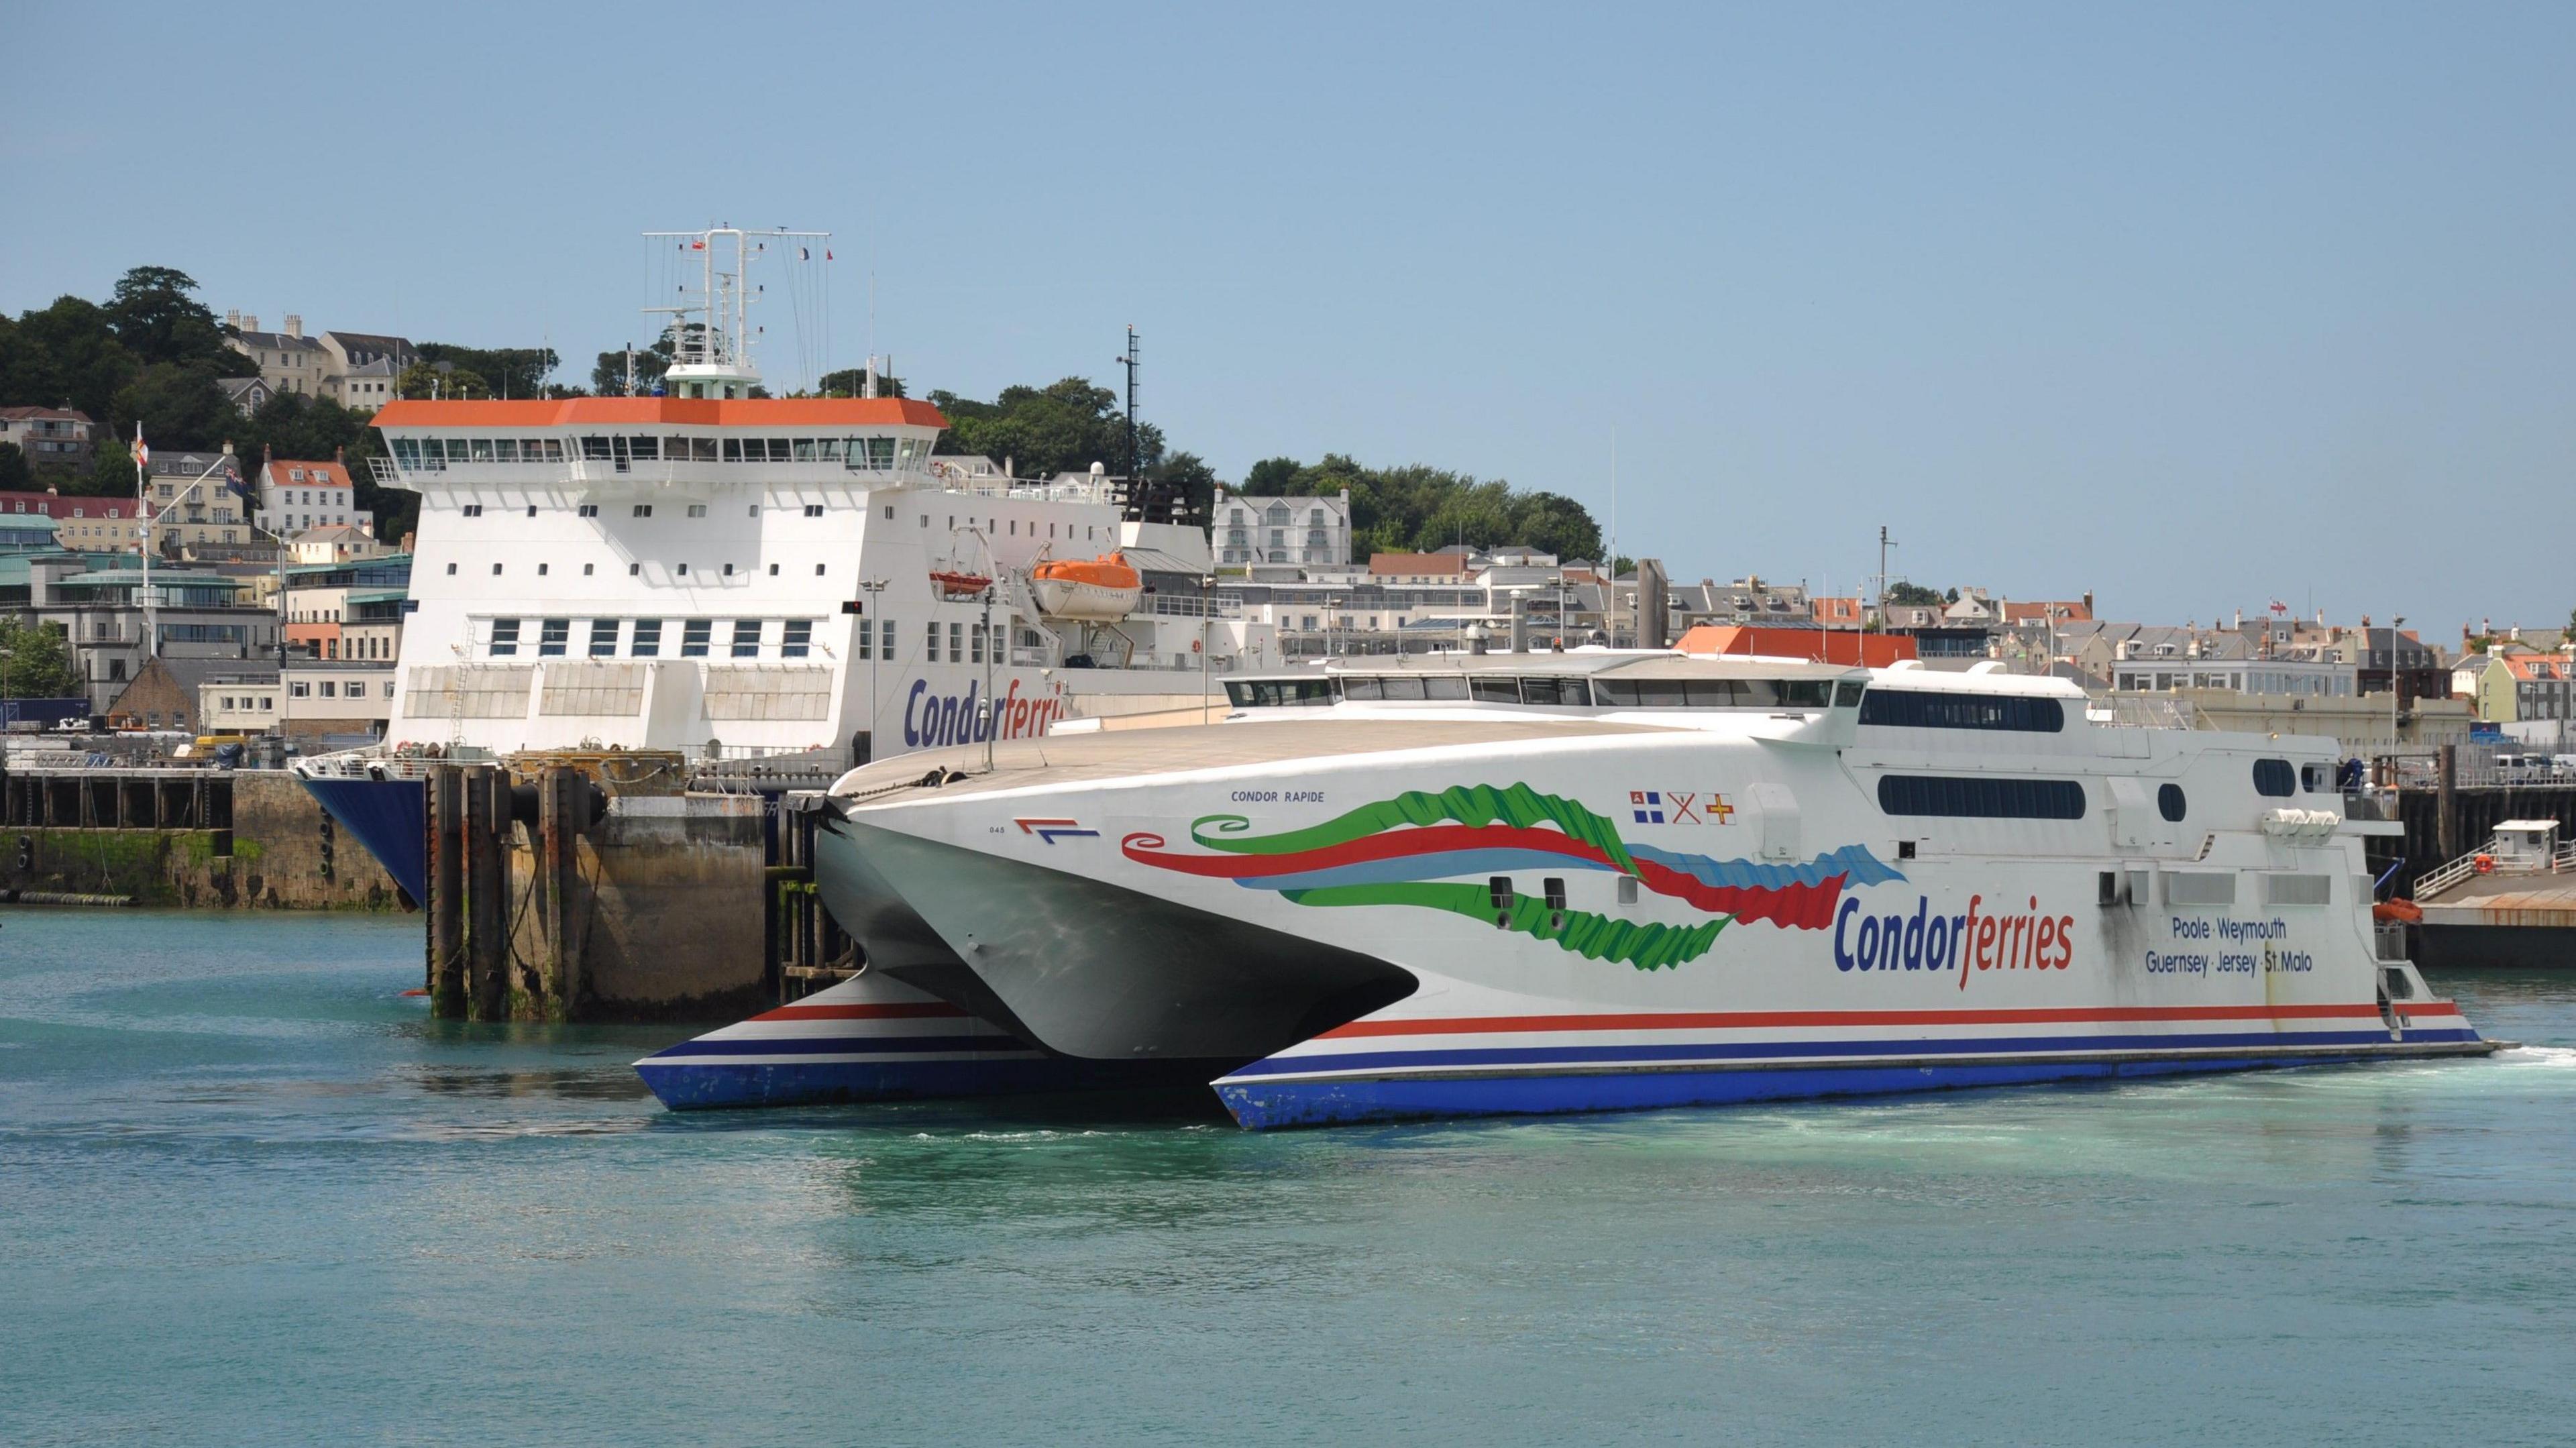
[534,766,588,1021]
[462,765,510,1021]
[427,765,465,1015]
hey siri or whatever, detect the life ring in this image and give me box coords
[2475,854,2495,874]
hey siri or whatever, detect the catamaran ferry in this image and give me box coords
[297,227,1269,898]
[635,651,2498,1127]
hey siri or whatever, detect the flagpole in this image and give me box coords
[136,424,154,661]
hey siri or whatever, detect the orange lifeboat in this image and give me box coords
[929,569,993,600]
[1028,551,1143,620]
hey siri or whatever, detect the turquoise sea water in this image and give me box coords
[2,909,2571,1446]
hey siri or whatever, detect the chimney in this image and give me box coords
[284,315,303,339]
[243,314,259,332]
[225,309,239,327]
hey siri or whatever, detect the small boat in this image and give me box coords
[1029,551,1142,620]
[929,569,993,600]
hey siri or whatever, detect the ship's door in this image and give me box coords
[1747,782,1801,860]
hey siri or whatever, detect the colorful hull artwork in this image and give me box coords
[1120,782,1905,970]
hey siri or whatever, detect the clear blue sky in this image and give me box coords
[9,2,2571,634]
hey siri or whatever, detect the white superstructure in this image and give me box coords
[368,227,1271,764]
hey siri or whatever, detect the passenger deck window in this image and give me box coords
[1877,775,2087,820]
[1835,681,1867,708]
[1469,676,1520,704]
[1421,675,1470,700]
[1377,676,1427,700]
[2253,759,2296,797]
[1340,676,1383,700]
[1858,691,2065,732]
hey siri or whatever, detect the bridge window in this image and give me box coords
[1858,691,2065,732]
[1877,775,2087,820]
[2253,759,2296,797]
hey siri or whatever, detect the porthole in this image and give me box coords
[2157,783,2186,822]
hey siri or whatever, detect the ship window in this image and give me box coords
[949,622,963,660]
[631,619,661,657]
[815,564,825,576]
[1421,675,1470,700]
[1469,675,1520,703]
[1858,690,2065,732]
[2158,783,2186,822]
[628,435,659,461]
[881,619,896,657]
[730,620,761,657]
[1340,675,1382,700]
[764,438,790,461]
[577,504,598,518]
[1377,675,1426,700]
[784,620,811,658]
[581,436,611,460]
[2253,759,2296,797]
[2300,763,2334,793]
[692,437,717,462]
[537,618,570,656]
[724,438,745,462]
[537,563,548,575]
[633,504,653,518]
[494,439,519,463]
[490,619,521,657]
[525,439,552,460]
[767,563,779,576]
[584,563,594,575]
[686,504,707,518]
[1488,877,1513,928]
[680,620,711,657]
[469,438,494,462]
[818,439,843,461]
[1876,775,2088,820]
[969,622,985,664]
[794,439,817,461]
[722,563,734,575]
[926,622,941,663]
[676,563,688,575]
[492,563,503,575]
[1780,680,1833,708]
[629,563,640,576]
[462,504,483,518]
[1521,677,1586,706]
[855,619,872,660]
[526,505,537,518]
[446,563,458,575]
[885,506,894,520]
[804,504,824,518]
[739,439,767,462]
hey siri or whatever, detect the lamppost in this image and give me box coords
[858,577,888,755]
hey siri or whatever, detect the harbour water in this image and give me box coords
[3,911,2571,1445]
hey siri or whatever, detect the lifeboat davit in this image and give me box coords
[1028,551,1142,620]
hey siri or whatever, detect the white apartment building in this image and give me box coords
[1215,490,1352,569]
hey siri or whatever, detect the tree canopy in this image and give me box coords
[0,617,81,700]
[1239,453,1604,563]
[928,377,1163,482]
[1883,581,1945,607]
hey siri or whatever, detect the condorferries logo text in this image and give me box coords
[1834,893,2074,990]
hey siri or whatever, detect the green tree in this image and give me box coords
[1884,581,1944,607]
[0,617,81,700]
[1240,456,1303,494]
[1242,453,1604,562]
[0,441,30,492]
[815,366,904,398]
[107,266,244,372]
[395,359,492,400]
[111,362,238,453]
[414,343,558,399]
[66,440,136,498]
[4,295,140,425]
[929,377,1164,480]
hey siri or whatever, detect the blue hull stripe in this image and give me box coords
[644,1034,1031,1060]
[1225,1027,2479,1080]
[638,1057,1125,1111]
[1217,1053,2417,1130]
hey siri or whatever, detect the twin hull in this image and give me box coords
[791,728,2485,1127]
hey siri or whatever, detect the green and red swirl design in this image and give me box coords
[1122,783,1902,971]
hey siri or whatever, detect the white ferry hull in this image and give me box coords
[816,708,2494,1129]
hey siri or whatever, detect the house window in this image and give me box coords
[290,681,310,698]
[320,681,337,698]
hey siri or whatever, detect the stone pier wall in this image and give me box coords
[1,770,401,909]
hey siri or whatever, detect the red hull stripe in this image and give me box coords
[1320,1001,2463,1038]
[748,1002,973,1023]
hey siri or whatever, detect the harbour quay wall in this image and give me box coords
[428,763,768,1023]
[0,767,402,909]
